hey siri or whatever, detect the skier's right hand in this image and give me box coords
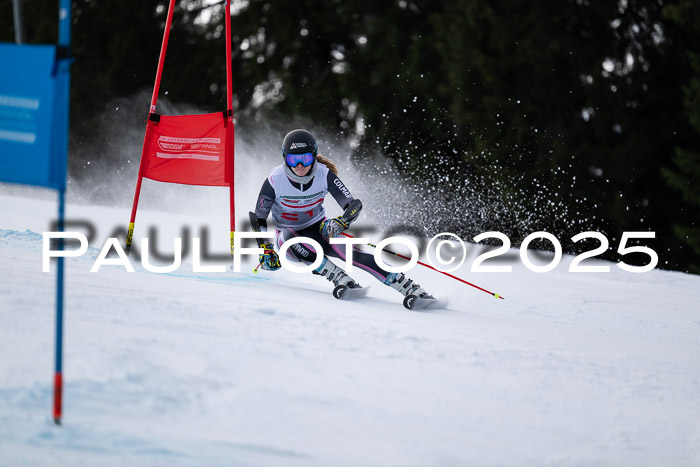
[259,243,281,271]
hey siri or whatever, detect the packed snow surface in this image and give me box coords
[1,191,699,466]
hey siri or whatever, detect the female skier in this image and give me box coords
[251,129,433,307]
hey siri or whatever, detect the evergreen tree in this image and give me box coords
[662,0,700,273]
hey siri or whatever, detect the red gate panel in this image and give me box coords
[140,112,234,187]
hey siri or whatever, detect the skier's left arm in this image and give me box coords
[321,171,363,238]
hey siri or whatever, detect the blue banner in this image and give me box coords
[0,43,68,191]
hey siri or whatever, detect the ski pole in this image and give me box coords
[341,232,505,300]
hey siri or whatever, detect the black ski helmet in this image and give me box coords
[282,129,318,165]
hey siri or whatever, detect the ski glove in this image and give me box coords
[320,199,363,239]
[320,217,349,239]
[259,243,281,271]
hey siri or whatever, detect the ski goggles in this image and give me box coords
[285,152,315,167]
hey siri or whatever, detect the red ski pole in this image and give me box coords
[341,232,505,300]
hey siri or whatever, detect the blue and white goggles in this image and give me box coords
[285,152,315,167]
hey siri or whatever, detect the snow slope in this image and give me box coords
[1,191,700,467]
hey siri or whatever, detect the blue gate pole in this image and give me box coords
[12,0,24,44]
[58,0,70,47]
[53,0,71,426]
[53,190,65,424]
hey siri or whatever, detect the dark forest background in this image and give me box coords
[2,0,699,272]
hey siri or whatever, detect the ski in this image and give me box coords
[332,284,369,300]
[403,294,440,310]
